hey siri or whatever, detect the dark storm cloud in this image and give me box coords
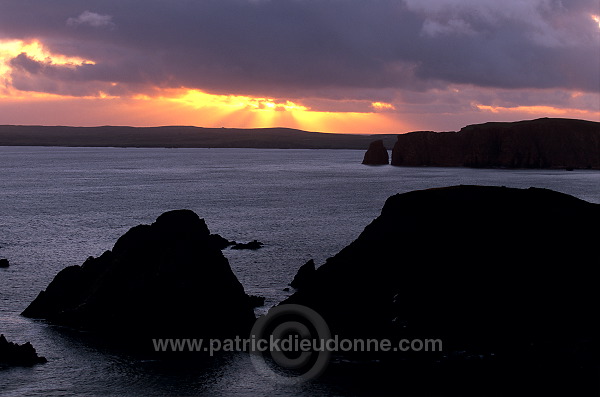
[1,0,598,99]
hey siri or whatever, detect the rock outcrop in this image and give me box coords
[0,334,47,366]
[289,259,316,289]
[207,233,236,250]
[362,139,389,165]
[283,186,600,360]
[230,240,263,250]
[0,258,8,268]
[207,235,263,250]
[391,118,600,169]
[22,210,256,343]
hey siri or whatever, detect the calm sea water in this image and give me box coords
[0,146,598,396]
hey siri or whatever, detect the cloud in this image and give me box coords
[9,52,43,74]
[404,0,595,46]
[421,18,476,37]
[67,11,115,29]
[0,0,598,114]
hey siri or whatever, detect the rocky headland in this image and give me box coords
[388,118,600,169]
[22,210,256,345]
[283,185,599,371]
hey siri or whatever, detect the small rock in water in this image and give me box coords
[0,334,47,366]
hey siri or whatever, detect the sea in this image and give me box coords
[0,146,598,396]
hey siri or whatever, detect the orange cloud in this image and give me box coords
[371,102,396,111]
[0,39,95,98]
[475,103,599,119]
[0,39,410,133]
[1,39,596,135]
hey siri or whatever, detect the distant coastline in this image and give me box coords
[3,119,599,171]
[0,125,397,150]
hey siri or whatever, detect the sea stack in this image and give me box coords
[22,210,256,344]
[0,259,9,268]
[362,139,389,165]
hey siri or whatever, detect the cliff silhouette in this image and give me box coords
[391,118,600,169]
[19,187,599,393]
[22,210,256,346]
[283,185,599,393]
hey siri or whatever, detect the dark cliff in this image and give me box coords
[283,186,599,371]
[391,118,600,169]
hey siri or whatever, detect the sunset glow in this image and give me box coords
[167,90,309,113]
[0,39,93,77]
[474,104,598,118]
[0,1,598,133]
[135,89,408,133]
[371,102,396,111]
[0,39,95,100]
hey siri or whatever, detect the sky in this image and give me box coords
[0,0,599,134]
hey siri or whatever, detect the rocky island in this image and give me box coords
[282,185,599,392]
[22,210,256,346]
[387,118,600,169]
[362,139,389,165]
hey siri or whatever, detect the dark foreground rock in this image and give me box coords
[362,139,389,165]
[0,258,8,268]
[22,210,256,344]
[283,186,599,391]
[391,118,600,169]
[0,334,47,366]
[289,259,316,289]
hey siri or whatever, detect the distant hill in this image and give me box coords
[390,118,600,169]
[0,125,397,150]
